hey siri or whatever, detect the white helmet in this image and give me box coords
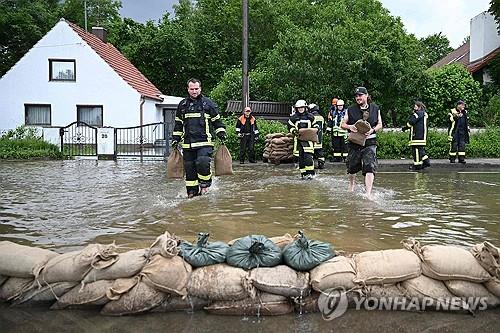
[308,103,318,110]
[294,99,308,108]
[337,99,345,106]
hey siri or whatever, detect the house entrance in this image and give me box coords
[59,121,98,157]
[114,122,167,159]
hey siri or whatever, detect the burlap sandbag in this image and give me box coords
[204,292,293,316]
[298,128,318,142]
[471,241,500,279]
[354,249,421,285]
[310,256,356,292]
[214,144,233,176]
[0,241,59,278]
[151,295,210,312]
[0,277,34,301]
[294,291,320,314]
[348,120,371,146]
[140,255,192,296]
[402,239,491,282]
[485,278,500,298]
[355,120,371,133]
[149,231,180,258]
[444,280,500,308]
[82,249,150,285]
[37,243,119,284]
[269,234,294,249]
[271,138,286,145]
[12,282,77,306]
[101,279,166,316]
[51,280,113,309]
[248,265,310,297]
[187,264,253,301]
[106,277,140,301]
[166,148,184,179]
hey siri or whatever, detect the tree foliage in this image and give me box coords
[490,0,500,33]
[419,33,453,68]
[60,0,122,30]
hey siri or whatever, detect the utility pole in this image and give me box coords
[84,0,88,31]
[242,0,249,111]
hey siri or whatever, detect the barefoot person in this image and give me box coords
[341,87,383,198]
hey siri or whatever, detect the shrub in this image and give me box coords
[0,126,62,159]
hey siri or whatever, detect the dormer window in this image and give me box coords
[49,59,76,81]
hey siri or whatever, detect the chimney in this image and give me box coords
[91,27,107,43]
[469,12,500,62]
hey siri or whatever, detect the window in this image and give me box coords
[49,59,76,81]
[77,105,103,127]
[25,104,51,126]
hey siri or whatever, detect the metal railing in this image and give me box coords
[114,122,168,159]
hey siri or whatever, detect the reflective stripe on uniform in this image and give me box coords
[175,117,184,123]
[182,141,213,149]
[173,131,183,137]
[211,114,220,121]
[198,173,212,181]
[184,112,202,118]
[215,128,226,134]
[186,180,199,187]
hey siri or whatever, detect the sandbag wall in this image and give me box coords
[262,133,295,164]
[1,234,499,316]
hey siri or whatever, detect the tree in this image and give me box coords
[490,0,500,33]
[420,33,453,68]
[0,0,60,76]
[60,0,122,30]
[422,64,482,127]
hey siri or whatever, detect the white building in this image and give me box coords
[0,19,182,136]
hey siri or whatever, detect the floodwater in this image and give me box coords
[1,160,500,332]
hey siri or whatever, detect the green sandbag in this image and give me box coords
[226,235,282,270]
[179,233,228,268]
[282,231,335,271]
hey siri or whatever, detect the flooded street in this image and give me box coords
[1,160,500,332]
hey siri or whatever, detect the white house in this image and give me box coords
[0,19,182,139]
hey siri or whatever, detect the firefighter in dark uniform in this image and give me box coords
[288,99,318,179]
[236,106,259,163]
[341,87,383,199]
[326,99,348,162]
[402,101,430,170]
[172,78,226,198]
[309,103,325,169]
[448,100,469,164]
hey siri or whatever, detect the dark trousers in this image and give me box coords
[332,134,347,161]
[449,137,466,162]
[183,146,213,195]
[411,145,430,169]
[239,135,255,162]
[299,142,315,177]
[314,148,325,169]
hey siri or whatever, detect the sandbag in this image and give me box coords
[294,291,320,314]
[51,280,114,309]
[444,280,500,308]
[226,235,282,269]
[149,231,180,258]
[471,241,500,278]
[298,128,318,142]
[214,144,233,176]
[179,233,228,267]
[248,265,310,297]
[82,249,150,284]
[403,239,491,282]
[38,243,119,284]
[355,119,371,133]
[204,292,293,316]
[106,277,140,301]
[12,282,77,307]
[485,278,500,298]
[347,131,367,146]
[101,279,166,316]
[282,231,335,271]
[269,234,294,249]
[166,147,184,179]
[0,277,33,301]
[140,255,192,296]
[187,264,253,301]
[354,249,421,285]
[151,295,210,312]
[0,241,58,278]
[310,256,356,292]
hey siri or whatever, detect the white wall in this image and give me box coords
[0,20,147,131]
[470,12,500,62]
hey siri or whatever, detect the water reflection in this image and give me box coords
[0,160,499,252]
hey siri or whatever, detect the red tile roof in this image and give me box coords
[431,40,470,69]
[467,47,500,73]
[66,20,163,101]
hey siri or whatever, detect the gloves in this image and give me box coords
[237,133,244,138]
[401,126,407,132]
[218,132,226,144]
[291,128,298,136]
[171,140,178,148]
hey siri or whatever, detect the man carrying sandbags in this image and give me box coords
[288,100,319,180]
[309,103,326,169]
[171,78,226,198]
[341,87,383,199]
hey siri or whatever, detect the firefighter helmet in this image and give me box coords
[308,103,319,111]
[294,99,308,108]
[337,99,345,106]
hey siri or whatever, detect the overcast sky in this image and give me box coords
[119,0,493,48]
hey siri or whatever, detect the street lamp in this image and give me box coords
[242,0,249,111]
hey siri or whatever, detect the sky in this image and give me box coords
[119,0,493,49]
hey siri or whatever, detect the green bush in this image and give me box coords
[0,126,62,159]
[482,92,500,127]
[468,127,500,158]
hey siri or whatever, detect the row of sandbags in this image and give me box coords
[262,133,295,164]
[1,234,499,316]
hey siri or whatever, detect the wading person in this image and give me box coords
[288,99,318,179]
[236,106,259,164]
[448,100,469,164]
[326,99,348,162]
[341,87,383,199]
[402,101,430,170]
[172,78,226,198]
[309,103,325,169]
